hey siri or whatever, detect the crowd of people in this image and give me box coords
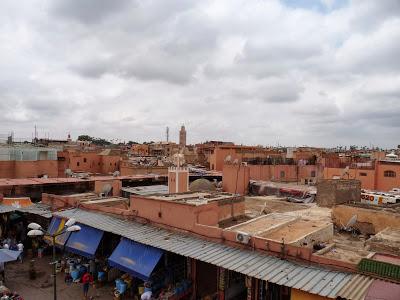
[0,291,23,300]
[0,238,24,299]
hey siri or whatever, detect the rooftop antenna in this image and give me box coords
[166,126,169,142]
[34,125,37,145]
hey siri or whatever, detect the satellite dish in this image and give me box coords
[101,184,112,197]
[345,215,357,229]
[233,158,239,165]
[113,171,120,177]
[340,166,350,179]
[224,155,232,163]
[65,169,73,177]
[341,215,357,233]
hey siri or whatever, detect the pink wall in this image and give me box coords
[323,167,376,190]
[94,179,122,196]
[222,165,250,195]
[0,161,58,179]
[130,196,245,230]
[324,162,400,191]
[223,164,319,194]
[376,163,400,191]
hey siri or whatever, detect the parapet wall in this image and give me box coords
[332,204,400,234]
[317,179,361,207]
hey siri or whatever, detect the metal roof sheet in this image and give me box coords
[337,274,375,300]
[54,208,352,298]
[17,203,52,218]
[0,203,52,218]
[0,205,15,214]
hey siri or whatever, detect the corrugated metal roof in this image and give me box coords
[54,208,352,298]
[121,185,168,196]
[0,205,15,214]
[0,203,52,218]
[17,203,52,218]
[337,274,375,300]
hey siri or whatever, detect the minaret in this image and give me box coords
[179,125,186,148]
[168,154,189,194]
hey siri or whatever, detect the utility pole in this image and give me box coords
[166,126,169,142]
[34,125,37,145]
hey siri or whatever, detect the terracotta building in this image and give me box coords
[0,146,58,178]
[208,145,284,171]
[57,149,121,176]
[130,144,149,156]
[323,153,400,191]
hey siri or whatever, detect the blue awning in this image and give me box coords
[108,238,163,281]
[0,249,21,263]
[65,223,103,259]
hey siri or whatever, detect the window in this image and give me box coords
[280,171,285,178]
[310,171,316,177]
[359,172,367,177]
[83,158,87,163]
[384,170,396,178]
[77,162,80,167]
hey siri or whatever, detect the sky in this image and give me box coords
[0,0,399,148]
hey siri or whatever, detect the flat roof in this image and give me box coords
[0,174,167,187]
[227,213,297,235]
[259,219,331,243]
[121,185,168,196]
[144,192,239,205]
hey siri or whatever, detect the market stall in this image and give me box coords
[108,238,192,299]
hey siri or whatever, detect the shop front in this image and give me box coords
[219,268,247,300]
[108,238,192,299]
[196,260,218,299]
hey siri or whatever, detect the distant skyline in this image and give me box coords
[1,0,399,147]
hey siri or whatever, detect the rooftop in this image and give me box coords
[121,185,168,196]
[0,174,168,187]
[144,192,239,205]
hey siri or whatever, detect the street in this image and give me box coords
[4,256,112,299]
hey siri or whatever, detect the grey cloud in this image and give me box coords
[335,20,400,75]
[350,0,400,31]
[1,0,400,147]
[50,0,131,24]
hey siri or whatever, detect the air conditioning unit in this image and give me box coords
[236,231,251,244]
[241,162,248,166]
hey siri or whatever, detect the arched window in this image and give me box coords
[311,171,316,177]
[384,170,396,178]
[280,171,285,178]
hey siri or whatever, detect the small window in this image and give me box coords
[98,162,100,166]
[77,162,80,167]
[384,170,396,177]
[310,171,316,177]
[110,163,112,166]
[359,172,367,177]
[83,158,87,163]
[114,163,117,166]
[280,171,285,178]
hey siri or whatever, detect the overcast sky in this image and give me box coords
[1,0,399,147]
